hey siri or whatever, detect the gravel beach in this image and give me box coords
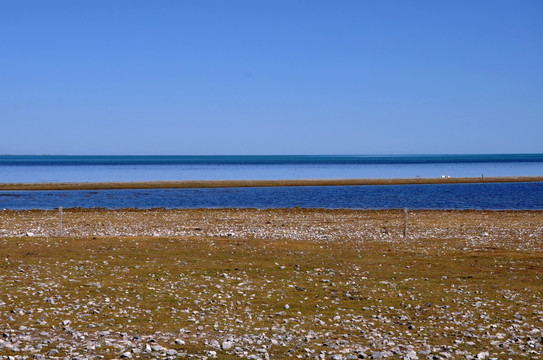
[1,208,542,359]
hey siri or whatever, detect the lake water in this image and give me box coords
[1,155,542,210]
[1,182,543,210]
[1,154,543,183]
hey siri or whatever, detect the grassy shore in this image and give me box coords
[1,209,542,359]
[1,175,542,191]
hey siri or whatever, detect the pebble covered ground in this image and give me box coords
[0,208,542,359]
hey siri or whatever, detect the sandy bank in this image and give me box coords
[1,175,542,191]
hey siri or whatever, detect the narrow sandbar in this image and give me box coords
[1,175,542,191]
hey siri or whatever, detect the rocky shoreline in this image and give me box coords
[1,208,542,251]
[1,209,542,359]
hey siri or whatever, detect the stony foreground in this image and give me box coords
[0,208,542,359]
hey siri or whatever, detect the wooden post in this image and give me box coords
[59,206,63,236]
[403,208,408,239]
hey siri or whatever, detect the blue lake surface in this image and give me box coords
[1,154,543,183]
[1,182,543,210]
[1,155,542,210]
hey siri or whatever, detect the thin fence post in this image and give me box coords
[403,208,408,239]
[59,206,63,236]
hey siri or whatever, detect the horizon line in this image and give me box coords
[2,152,543,157]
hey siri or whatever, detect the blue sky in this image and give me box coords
[1,1,542,155]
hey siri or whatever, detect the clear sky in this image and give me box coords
[1,1,542,155]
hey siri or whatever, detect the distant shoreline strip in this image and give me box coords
[1,176,542,191]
